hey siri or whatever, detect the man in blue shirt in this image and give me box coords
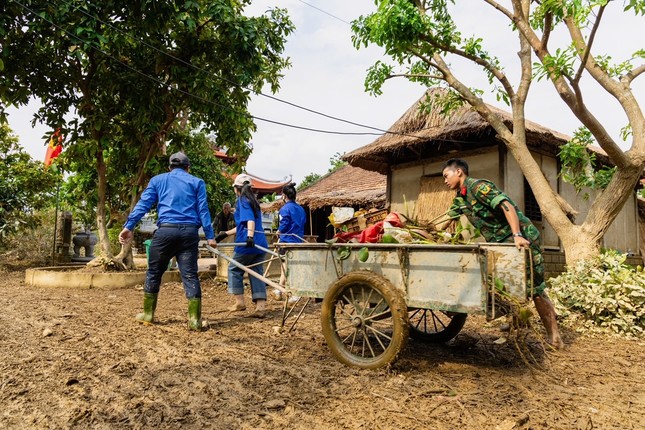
[119,152,216,330]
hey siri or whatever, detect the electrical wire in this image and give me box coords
[13,0,478,145]
[296,0,351,25]
[53,0,394,135]
[13,0,390,136]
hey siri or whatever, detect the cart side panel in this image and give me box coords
[286,249,338,298]
[481,245,528,302]
[406,249,484,314]
[286,248,406,298]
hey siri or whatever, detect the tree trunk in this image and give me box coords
[558,225,602,265]
[113,133,165,269]
[95,142,112,258]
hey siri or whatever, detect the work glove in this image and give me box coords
[246,237,255,248]
[215,232,228,243]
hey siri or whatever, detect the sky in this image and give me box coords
[5,1,644,185]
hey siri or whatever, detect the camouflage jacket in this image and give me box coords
[447,177,534,243]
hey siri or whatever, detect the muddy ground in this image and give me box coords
[1,265,643,430]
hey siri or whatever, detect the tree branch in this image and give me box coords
[432,52,574,230]
[514,0,533,106]
[562,16,633,166]
[408,47,444,75]
[483,0,514,20]
[508,9,629,167]
[622,64,645,84]
[425,39,515,99]
[573,4,606,84]
[541,10,553,47]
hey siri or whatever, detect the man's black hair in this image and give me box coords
[442,158,469,175]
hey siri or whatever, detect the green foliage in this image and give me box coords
[0,124,59,247]
[328,152,347,172]
[594,54,634,78]
[352,0,458,95]
[298,173,322,191]
[558,127,616,197]
[364,60,394,96]
[0,207,57,267]
[550,250,645,338]
[533,46,577,81]
[260,192,277,203]
[106,225,122,255]
[625,0,645,15]
[418,87,467,117]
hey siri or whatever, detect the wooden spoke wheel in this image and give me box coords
[408,309,467,343]
[321,271,409,369]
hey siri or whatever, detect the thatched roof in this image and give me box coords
[344,88,571,174]
[262,165,386,212]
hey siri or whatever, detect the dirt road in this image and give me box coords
[1,269,643,429]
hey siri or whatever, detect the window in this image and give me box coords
[523,178,542,222]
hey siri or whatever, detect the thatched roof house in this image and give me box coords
[344,88,571,174]
[342,87,640,261]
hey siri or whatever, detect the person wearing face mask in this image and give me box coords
[215,174,269,318]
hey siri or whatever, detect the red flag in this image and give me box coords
[44,128,63,167]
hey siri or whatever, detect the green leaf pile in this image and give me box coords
[549,250,645,338]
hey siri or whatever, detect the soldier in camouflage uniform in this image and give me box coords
[442,158,564,349]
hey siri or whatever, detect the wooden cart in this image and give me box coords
[209,242,528,369]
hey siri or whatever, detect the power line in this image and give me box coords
[297,0,351,25]
[14,0,478,146]
[55,0,390,135]
[12,0,388,137]
[44,0,471,143]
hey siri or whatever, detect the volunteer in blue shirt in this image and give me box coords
[119,152,216,331]
[215,173,269,318]
[275,182,306,301]
[278,183,306,244]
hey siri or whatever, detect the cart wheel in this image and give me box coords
[321,271,409,369]
[408,309,467,343]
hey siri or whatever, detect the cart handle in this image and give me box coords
[205,244,286,293]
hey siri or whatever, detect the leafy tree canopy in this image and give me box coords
[0,124,58,246]
[351,0,644,263]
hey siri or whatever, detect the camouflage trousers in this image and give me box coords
[502,223,545,297]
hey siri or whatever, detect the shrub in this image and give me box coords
[549,250,645,338]
[0,207,56,270]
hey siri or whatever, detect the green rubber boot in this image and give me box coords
[136,292,158,325]
[188,298,202,331]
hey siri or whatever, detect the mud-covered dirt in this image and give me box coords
[1,268,644,429]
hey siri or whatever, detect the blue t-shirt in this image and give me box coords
[278,201,306,243]
[124,168,214,239]
[234,196,268,254]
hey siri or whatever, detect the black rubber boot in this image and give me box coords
[188,298,202,331]
[136,292,158,325]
